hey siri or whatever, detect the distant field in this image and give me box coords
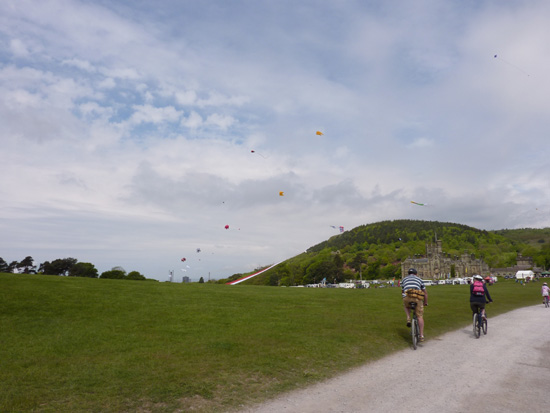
[0,274,542,412]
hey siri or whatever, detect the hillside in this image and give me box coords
[222,220,550,286]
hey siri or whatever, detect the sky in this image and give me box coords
[2,0,550,281]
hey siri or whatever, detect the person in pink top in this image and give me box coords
[542,282,550,307]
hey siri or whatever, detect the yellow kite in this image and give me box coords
[316,131,323,135]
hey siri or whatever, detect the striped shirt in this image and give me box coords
[401,275,425,292]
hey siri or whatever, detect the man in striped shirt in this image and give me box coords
[402,268,428,342]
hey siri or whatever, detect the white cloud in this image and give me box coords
[9,38,30,57]
[97,77,116,89]
[62,58,96,72]
[128,104,182,125]
[181,111,203,129]
[205,113,235,130]
[175,90,197,105]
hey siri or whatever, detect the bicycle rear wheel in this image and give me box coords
[482,317,487,335]
[411,317,418,350]
[473,313,480,338]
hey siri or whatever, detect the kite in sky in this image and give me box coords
[339,226,344,233]
[410,201,428,206]
[493,54,530,77]
[251,150,267,158]
[196,248,201,253]
[279,191,284,196]
[181,257,186,262]
[225,224,229,229]
[316,131,324,135]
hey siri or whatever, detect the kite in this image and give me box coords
[251,150,267,158]
[181,258,186,262]
[493,54,530,77]
[225,224,229,229]
[226,261,284,285]
[339,226,344,233]
[316,131,324,135]
[196,248,201,253]
[279,191,284,196]
[410,201,427,206]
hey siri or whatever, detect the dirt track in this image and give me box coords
[242,305,550,413]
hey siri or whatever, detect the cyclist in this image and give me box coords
[542,282,550,305]
[470,274,493,320]
[402,268,428,342]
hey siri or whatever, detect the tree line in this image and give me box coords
[0,256,149,281]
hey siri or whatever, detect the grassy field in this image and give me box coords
[0,274,542,412]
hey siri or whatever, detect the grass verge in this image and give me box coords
[0,274,542,412]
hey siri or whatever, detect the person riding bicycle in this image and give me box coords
[470,274,493,320]
[402,268,428,342]
[541,282,550,304]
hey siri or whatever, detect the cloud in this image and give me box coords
[9,39,30,57]
[1,0,550,281]
[408,137,434,148]
[128,104,182,125]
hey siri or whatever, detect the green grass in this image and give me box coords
[0,274,542,412]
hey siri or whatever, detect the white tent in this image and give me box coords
[515,270,534,280]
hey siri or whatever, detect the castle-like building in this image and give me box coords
[401,239,489,279]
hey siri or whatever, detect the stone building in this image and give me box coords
[401,239,490,279]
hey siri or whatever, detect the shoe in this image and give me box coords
[420,336,425,342]
[406,319,411,327]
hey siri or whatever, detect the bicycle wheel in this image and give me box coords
[411,317,418,350]
[473,313,480,338]
[482,317,487,335]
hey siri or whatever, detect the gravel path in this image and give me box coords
[242,304,550,413]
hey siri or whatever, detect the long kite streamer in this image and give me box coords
[226,261,283,285]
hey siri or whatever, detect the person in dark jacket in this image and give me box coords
[470,274,493,319]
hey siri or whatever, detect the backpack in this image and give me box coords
[406,289,425,300]
[472,280,485,296]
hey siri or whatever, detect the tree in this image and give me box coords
[8,261,18,273]
[0,257,9,273]
[365,260,381,280]
[40,258,77,276]
[303,260,340,284]
[100,269,126,279]
[199,277,205,283]
[16,256,36,274]
[380,264,400,279]
[69,262,98,278]
[126,271,146,280]
[349,252,366,272]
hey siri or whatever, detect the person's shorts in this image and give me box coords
[403,296,424,317]
[470,302,485,314]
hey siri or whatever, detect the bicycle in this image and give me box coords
[544,295,549,308]
[473,304,488,339]
[409,302,421,349]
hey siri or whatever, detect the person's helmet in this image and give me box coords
[544,282,548,286]
[473,274,483,280]
[408,268,417,275]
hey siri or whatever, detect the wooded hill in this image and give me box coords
[220,220,550,286]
